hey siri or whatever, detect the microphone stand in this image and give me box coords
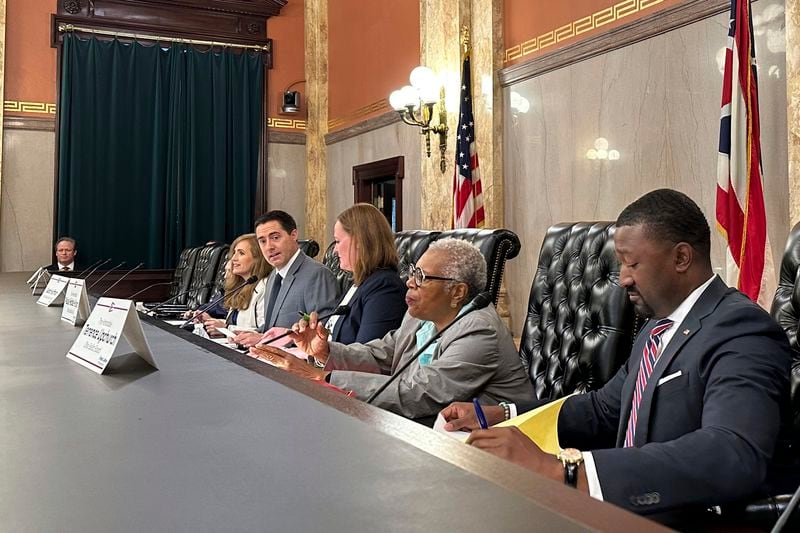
[178,276,257,329]
[75,258,104,278]
[126,281,175,301]
[366,292,492,404]
[99,263,145,297]
[146,282,215,315]
[87,261,125,291]
[81,258,112,280]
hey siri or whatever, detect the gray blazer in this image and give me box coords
[326,305,534,419]
[259,251,341,331]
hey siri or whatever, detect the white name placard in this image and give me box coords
[36,275,70,306]
[67,297,157,374]
[30,269,51,295]
[61,279,92,326]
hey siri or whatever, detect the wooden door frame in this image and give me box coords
[352,156,404,231]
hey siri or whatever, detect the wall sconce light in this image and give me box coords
[389,66,449,173]
[281,80,305,114]
[586,137,620,160]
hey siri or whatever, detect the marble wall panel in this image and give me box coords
[268,142,307,238]
[326,122,422,245]
[503,0,788,335]
[1,129,55,272]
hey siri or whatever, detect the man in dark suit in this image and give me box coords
[47,236,81,272]
[441,189,790,521]
[234,210,340,347]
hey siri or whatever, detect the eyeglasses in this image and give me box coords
[406,263,458,286]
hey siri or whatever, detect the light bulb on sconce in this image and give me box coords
[389,65,449,173]
[585,137,620,161]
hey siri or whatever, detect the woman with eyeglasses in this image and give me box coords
[251,238,533,421]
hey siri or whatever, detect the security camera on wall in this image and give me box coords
[281,90,300,113]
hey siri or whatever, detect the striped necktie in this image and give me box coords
[623,318,674,448]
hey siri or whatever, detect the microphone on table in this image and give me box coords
[99,262,145,297]
[125,281,177,301]
[146,282,216,315]
[179,275,258,329]
[365,292,493,404]
[253,305,351,347]
[773,482,800,532]
[79,258,113,281]
[87,261,125,290]
[76,258,106,278]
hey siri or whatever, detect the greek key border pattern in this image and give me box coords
[327,99,389,131]
[267,117,306,130]
[4,100,56,114]
[504,0,664,64]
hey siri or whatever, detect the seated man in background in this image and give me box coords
[251,238,534,421]
[440,189,790,524]
[234,210,340,347]
[47,237,80,272]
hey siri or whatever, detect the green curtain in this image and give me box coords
[57,34,263,268]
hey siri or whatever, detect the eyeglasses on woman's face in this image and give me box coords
[405,263,458,287]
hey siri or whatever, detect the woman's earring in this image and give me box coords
[450,301,458,309]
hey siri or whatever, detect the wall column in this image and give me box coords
[0,0,6,211]
[418,0,505,230]
[788,0,800,225]
[471,0,504,229]
[419,0,469,230]
[304,0,328,245]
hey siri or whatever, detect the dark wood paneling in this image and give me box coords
[81,269,174,301]
[3,117,56,132]
[54,0,285,47]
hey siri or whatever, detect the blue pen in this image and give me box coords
[472,398,488,430]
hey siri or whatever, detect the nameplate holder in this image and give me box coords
[27,266,45,285]
[30,269,51,295]
[61,279,92,326]
[67,297,158,375]
[36,275,69,306]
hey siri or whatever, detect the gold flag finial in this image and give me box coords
[461,25,470,57]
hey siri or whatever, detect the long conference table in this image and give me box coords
[0,272,666,531]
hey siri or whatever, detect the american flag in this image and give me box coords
[453,55,484,229]
[715,0,774,307]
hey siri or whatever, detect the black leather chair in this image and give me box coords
[435,229,521,305]
[298,239,320,259]
[185,243,228,309]
[519,222,637,400]
[169,246,201,305]
[394,230,441,282]
[722,223,800,530]
[209,247,230,303]
[320,228,520,304]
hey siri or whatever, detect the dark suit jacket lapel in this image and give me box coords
[621,277,728,446]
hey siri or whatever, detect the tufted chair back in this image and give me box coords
[322,241,355,294]
[169,246,201,304]
[185,243,228,309]
[394,230,442,282]
[435,229,521,305]
[520,222,636,401]
[770,221,800,447]
[209,247,231,302]
[298,239,320,259]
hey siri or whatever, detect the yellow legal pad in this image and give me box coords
[495,393,577,455]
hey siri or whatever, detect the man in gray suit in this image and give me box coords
[234,210,340,348]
